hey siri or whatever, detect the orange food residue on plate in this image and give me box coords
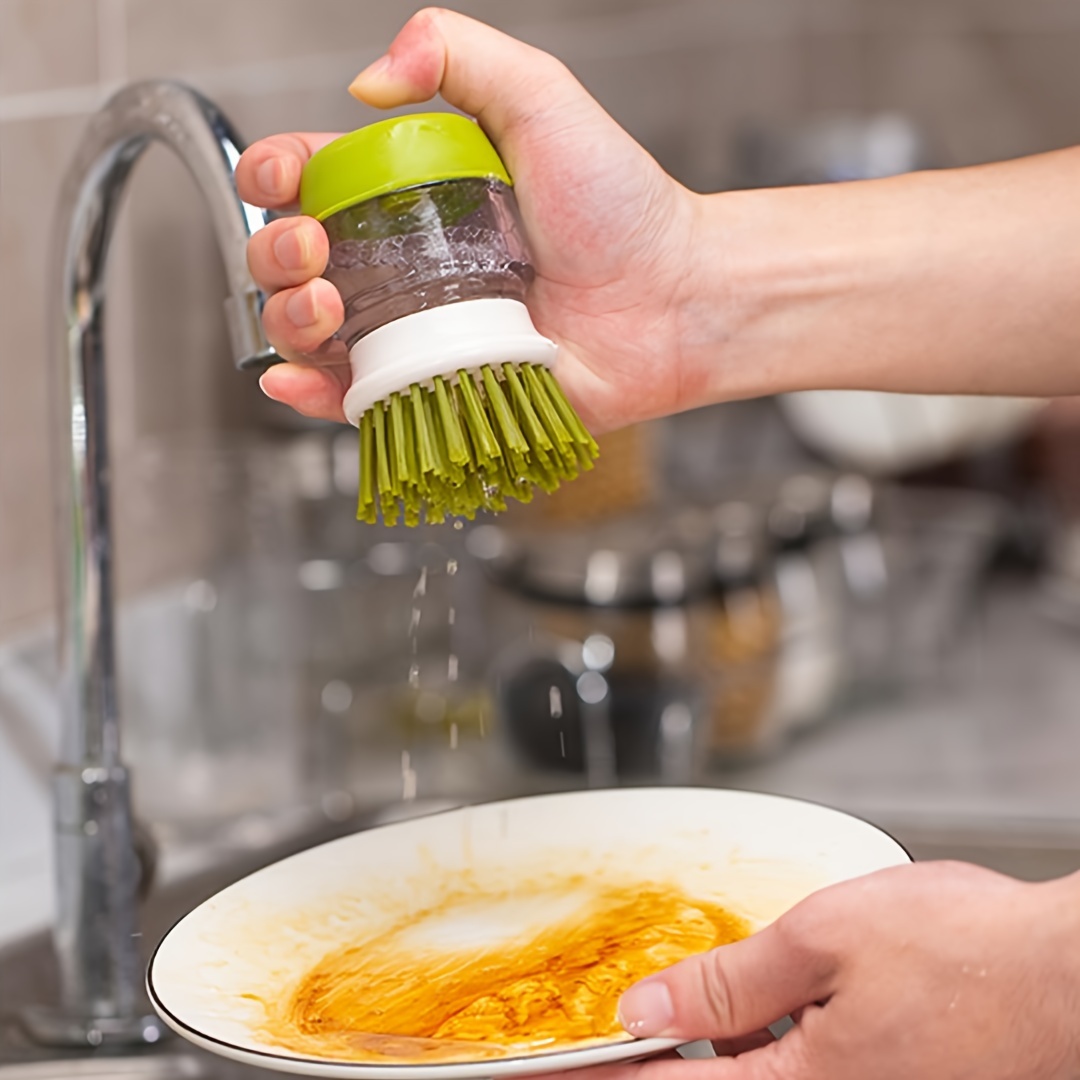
[257,876,750,1064]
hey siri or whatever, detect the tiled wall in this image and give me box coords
[5,0,1080,643]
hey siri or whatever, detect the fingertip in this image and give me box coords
[618,979,675,1038]
[258,366,282,401]
[348,55,390,100]
[258,362,348,424]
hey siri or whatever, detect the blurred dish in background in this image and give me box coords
[477,510,714,784]
[472,472,1005,780]
[780,390,1042,477]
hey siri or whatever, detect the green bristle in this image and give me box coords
[356,361,598,526]
[428,396,458,485]
[502,366,563,492]
[458,405,495,496]
[402,392,420,491]
[480,366,529,475]
[389,393,410,493]
[501,364,554,458]
[456,372,502,466]
[372,403,400,525]
[403,481,422,527]
[434,376,469,469]
[520,363,574,463]
[539,365,599,457]
[358,410,378,524]
[462,469,486,517]
[411,384,436,477]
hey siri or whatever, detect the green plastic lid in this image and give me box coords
[299,112,512,222]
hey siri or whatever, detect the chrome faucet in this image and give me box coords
[21,80,275,1049]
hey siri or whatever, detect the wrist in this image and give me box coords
[677,181,889,406]
[1030,871,1080,1070]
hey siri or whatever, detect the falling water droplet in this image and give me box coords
[447,654,459,682]
[549,686,563,719]
[401,751,417,802]
[449,723,459,750]
[408,662,421,689]
[409,607,421,634]
[453,520,464,531]
[448,606,456,627]
[559,731,566,758]
[446,558,458,576]
[413,566,428,599]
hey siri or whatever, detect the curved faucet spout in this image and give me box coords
[25,80,274,1049]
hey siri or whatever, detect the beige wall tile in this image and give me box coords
[979,31,1080,154]
[122,0,417,81]
[800,31,869,114]
[865,31,1047,166]
[0,0,99,95]
[952,0,1080,34]
[121,0,697,84]
[863,0,968,37]
[0,115,86,639]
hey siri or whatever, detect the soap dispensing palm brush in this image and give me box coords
[300,112,599,526]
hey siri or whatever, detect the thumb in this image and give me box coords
[348,8,601,165]
[617,917,838,1043]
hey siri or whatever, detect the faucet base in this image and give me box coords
[19,1005,169,1050]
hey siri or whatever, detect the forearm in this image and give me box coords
[686,147,1080,403]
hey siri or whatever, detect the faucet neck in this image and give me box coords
[35,80,273,1046]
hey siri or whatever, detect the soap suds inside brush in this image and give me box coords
[357,362,598,527]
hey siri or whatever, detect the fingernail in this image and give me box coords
[273,226,310,271]
[257,158,284,196]
[258,370,282,401]
[285,287,320,328]
[618,979,675,1038]
[349,54,391,96]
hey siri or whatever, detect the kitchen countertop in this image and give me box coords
[717,577,1080,844]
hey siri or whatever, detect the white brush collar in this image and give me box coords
[341,298,558,427]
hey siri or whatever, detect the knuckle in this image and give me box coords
[771,899,840,982]
[538,53,573,83]
[780,891,834,941]
[406,7,449,37]
[694,950,742,1034]
[261,292,300,335]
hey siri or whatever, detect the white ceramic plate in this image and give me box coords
[149,788,910,1079]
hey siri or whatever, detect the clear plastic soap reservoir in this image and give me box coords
[324,171,532,341]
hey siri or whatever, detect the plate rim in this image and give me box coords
[146,786,913,1077]
[146,992,685,1080]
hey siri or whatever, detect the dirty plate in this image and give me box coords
[148,788,910,1078]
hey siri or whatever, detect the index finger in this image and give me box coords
[236,132,343,209]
